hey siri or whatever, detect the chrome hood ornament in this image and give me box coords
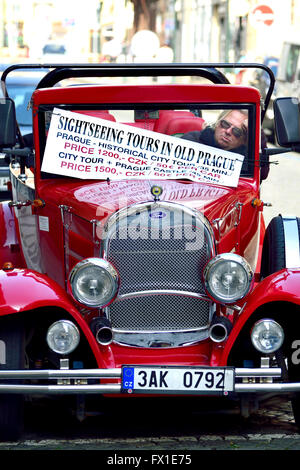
[150,185,163,201]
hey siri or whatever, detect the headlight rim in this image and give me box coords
[203,253,253,304]
[250,318,285,354]
[46,319,80,355]
[68,257,119,308]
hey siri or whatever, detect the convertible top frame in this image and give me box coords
[1,62,275,121]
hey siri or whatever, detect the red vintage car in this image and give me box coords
[0,62,300,440]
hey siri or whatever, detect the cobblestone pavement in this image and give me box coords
[0,395,299,451]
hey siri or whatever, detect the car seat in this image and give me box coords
[165,117,205,137]
[153,110,196,133]
[75,110,116,121]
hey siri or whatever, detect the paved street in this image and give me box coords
[261,149,300,226]
[0,394,298,451]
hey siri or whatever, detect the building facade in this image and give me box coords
[0,0,299,65]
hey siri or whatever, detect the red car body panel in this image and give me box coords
[222,269,300,364]
[0,268,107,367]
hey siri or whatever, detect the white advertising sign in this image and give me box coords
[41,108,244,188]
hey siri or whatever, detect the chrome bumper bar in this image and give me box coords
[0,367,299,394]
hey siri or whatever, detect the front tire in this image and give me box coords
[0,316,25,441]
[260,216,286,278]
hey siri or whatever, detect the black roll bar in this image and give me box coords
[1,62,275,121]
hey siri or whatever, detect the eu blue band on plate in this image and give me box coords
[122,366,135,390]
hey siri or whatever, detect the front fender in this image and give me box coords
[0,267,100,362]
[222,268,300,364]
[0,268,78,314]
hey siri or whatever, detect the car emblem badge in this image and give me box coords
[149,211,166,219]
[150,185,163,201]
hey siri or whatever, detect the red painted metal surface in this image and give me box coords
[221,269,300,365]
[32,84,260,107]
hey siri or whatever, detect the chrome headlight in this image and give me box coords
[69,258,119,307]
[47,320,80,355]
[204,253,253,304]
[251,319,284,354]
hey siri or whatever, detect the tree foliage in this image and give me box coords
[130,0,158,32]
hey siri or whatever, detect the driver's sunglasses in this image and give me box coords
[219,119,246,139]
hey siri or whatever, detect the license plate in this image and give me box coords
[121,366,234,395]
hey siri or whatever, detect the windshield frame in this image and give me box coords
[37,101,256,184]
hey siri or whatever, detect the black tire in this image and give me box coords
[260,216,286,278]
[0,316,25,441]
[261,216,300,431]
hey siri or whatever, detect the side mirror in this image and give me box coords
[0,98,16,147]
[273,97,300,147]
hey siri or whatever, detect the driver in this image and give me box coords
[181,109,248,156]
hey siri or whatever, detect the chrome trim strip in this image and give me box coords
[236,368,281,377]
[0,367,281,379]
[112,328,210,349]
[113,324,209,335]
[113,290,211,303]
[0,384,121,395]
[281,215,300,268]
[0,369,122,379]
[235,382,300,392]
[2,381,300,394]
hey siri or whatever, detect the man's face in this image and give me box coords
[214,111,248,150]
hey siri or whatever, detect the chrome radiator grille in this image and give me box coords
[108,228,207,295]
[109,294,211,331]
[102,202,215,347]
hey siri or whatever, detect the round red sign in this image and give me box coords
[251,5,274,26]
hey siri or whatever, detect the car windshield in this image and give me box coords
[38,103,255,186]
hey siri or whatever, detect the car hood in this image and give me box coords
[39,178,254,226]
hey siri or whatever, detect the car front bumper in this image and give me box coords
[0,367,299,395]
